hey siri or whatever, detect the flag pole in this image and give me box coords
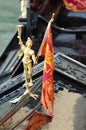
[37,13,55,57]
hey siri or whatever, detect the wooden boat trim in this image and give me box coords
[38,15,86,34]
[0,77,42,126]
[0,53,86,98]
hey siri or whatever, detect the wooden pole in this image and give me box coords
[26,0,31,37]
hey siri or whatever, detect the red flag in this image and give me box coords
[38,20,55,116]
[24,112,52,130]
[63,0,86,12]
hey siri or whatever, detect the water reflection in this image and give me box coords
[0,0,20,54]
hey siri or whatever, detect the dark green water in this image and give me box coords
[0,0,20,54]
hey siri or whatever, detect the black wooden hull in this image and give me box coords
[0,53,86,128]
[0,2,86,127]
[55,7,86,28]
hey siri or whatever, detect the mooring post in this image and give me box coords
[27,0,31,38]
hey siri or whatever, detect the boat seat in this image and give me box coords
[54,33,86,64]
[55,7,86,28]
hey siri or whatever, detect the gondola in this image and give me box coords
[0,0,86,129]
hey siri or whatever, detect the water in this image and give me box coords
[0,0,20,54]
[0,0,20,117]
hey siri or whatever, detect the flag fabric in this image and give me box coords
[24,112,52,130]
[63,0,86,12]
[38,19,55,116]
